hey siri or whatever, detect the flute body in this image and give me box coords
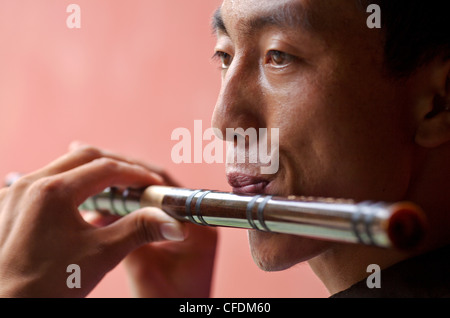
[80,186,427,250]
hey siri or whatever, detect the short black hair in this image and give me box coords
[363,0,450,77]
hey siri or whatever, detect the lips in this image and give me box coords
[227,172,270,195]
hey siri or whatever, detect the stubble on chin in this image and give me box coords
[247,230,332,272]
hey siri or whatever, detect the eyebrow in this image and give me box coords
[212,8,226,34]
[211,3,315,35]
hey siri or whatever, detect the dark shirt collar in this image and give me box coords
[330,245,450,298]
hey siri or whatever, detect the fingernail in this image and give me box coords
[160,223,185,241]
[69,140,84,150]
[150,173,164,184]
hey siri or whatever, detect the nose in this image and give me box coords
[211,55,265,140]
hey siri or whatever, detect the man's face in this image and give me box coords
[212,0,417,270]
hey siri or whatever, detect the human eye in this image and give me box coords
[212,51,233,70]
[264,50,297,69]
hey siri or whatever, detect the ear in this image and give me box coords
[415,58,450,148]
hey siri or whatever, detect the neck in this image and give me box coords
[308,243,413,295]
[309,144,450,295]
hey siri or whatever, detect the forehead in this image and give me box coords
[218,0,365,35]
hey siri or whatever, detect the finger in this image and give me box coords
[0,187,7,208]
[69,141,144,166]
[80,210,121,228]
[70,142,180,187]
[0,187,6,198]
[4,172,22,187]
[45,157,164,208]
[26,144,163,185]
[96,207,187,259]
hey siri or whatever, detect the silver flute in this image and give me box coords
[79,185,427,250]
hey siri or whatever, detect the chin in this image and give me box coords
[227,165,334,270]
[248,230,332,272]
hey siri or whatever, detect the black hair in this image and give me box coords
[364,0,450,77]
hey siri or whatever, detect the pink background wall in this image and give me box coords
[0,0,329,298]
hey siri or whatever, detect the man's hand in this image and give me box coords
[71,143,219,298]
[0,143,195,297]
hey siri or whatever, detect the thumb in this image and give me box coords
[96,208,187,258]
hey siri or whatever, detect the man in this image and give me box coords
[210,0,450,297]
[0,0,449,297]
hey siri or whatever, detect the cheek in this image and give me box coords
[317,78,414,200]
[264,77,414,201]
